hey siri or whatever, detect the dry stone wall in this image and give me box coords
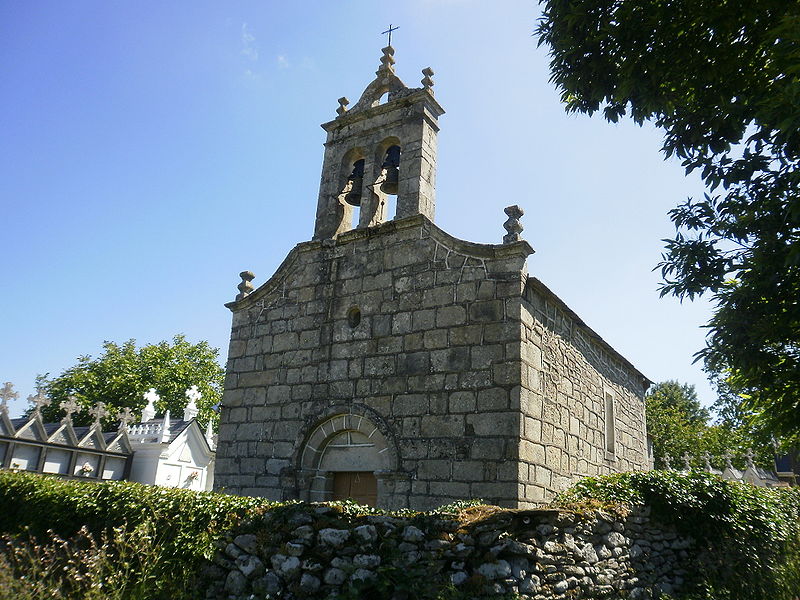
[205,504,692,600]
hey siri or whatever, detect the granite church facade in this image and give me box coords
[214,47,651,510]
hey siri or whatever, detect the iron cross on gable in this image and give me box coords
[381,24,399,47]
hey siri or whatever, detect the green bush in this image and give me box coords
[557,470,800,600]
[0,471,273,599]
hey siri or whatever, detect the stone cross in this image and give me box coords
[116,407,135,430]
[28,389,51,415]
[60,396,82,423]
[184,385,201,420]
[236,271,255,301]
[88,402,110,426]
[502,205,525,244]
[186,385,202,404]
[142,388,159,422]
[744,448,756,469]
[723,451,734,470]
[702,452,712,471]
[0,382,18,412]
[682,452,692,471]
[662,455,672,470]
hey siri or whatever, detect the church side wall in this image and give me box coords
[215,217,530,510]
[518,280,649,506]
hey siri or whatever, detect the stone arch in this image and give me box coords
[362,136,401,223]
[373,136,403,171]
[294,405,402,506]
[338,147,366,192]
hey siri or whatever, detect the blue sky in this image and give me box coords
[1,1,715,418]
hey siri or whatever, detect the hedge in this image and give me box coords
[0,471,271,566]
[2,470,799,600]
[556,469,800,600]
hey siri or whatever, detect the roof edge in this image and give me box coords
[526,276,653,389]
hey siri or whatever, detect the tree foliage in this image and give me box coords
[646,381,772,469]
[35,335,224,429]
[537,1,800,437]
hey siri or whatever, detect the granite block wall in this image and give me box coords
[216,215,533,509]
[518,279,650,505]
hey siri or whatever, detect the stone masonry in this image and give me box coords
[206,503,692,600]
[214,46,651,509]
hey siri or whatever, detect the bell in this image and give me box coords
[344,159,365,206]
[379,146,401,195]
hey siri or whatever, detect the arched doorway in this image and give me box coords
[298,412,391,507]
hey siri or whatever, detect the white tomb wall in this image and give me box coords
[43,448,71,474]
[103,457,127,480]
[11,443,41,471]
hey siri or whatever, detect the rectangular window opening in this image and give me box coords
[605,392,616,455]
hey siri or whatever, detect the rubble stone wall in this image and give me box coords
[206,504,692,600]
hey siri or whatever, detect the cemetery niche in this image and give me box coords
[0,381,217,490]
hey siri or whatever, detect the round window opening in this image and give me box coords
[347,306,361,328]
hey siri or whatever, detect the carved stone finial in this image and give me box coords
[378,46,396,73]
[60,396,82,424]
[682,452,693,471]
[116,407,135,431]
[161,410,171,443]
[205,420,216,450]
[27,388,51,416]
[0,382,18,412]
[421,67,434,90]
[236,271,255,301]
[744,448,756,469]
[662,454,672,470]
[336,96,349,116]
[502,205,525,244]
[88,401,110,426]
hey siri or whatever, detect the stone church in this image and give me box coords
[214,47,651,510]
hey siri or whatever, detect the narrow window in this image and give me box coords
[604,392,616,455]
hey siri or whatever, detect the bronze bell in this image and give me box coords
[344,159,365,206]
[380,145,401,195]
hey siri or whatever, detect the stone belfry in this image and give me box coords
[313,46,444,240]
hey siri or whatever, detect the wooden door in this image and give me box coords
[332,471,377,507]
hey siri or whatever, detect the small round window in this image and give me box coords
[347,306,361,328]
